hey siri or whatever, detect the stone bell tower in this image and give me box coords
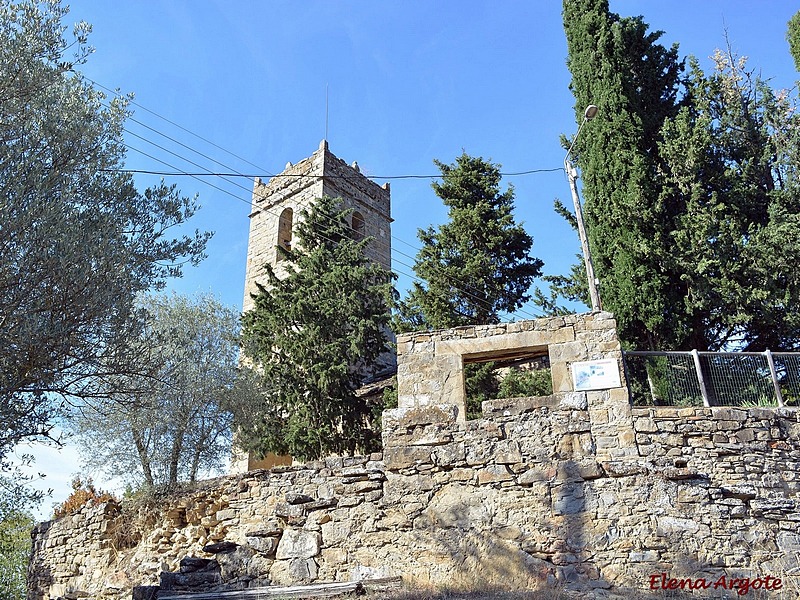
[242,139,392,313]
[233,141,393,473]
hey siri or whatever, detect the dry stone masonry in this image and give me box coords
[28,313,800,599]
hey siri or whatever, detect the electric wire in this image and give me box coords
[93,80,561,269]
[87,76,273,176]
[120,135,521,321]
[124,140,545,322]
[111,97,548,322]
[103,167,565,180]
[122,141,547,322]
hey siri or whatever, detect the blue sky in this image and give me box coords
[21,0,800,517]
[62,0,800,316]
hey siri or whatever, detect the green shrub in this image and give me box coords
[498,367,552,399]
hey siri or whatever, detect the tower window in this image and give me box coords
[352,211,365,241]
[277,207,293,260]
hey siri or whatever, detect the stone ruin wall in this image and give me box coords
[28,313,800,599]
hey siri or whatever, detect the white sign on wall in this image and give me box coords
[571,359,621,391]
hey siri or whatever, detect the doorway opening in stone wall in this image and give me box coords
[462,348,552,420]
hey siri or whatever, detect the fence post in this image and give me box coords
[764,349,785,407]
[691,349,711,407]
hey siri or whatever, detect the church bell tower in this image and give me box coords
[232,141,393,473]
[242,139,392,313]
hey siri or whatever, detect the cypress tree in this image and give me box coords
[561,0,684,350]
[239,196,395,461]
[559,0,800,351]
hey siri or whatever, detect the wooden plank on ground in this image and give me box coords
[158,576,402,600]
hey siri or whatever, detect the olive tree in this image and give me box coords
[71,294,241,487]
[0,0,210,460]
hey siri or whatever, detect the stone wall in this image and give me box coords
[394,313,635,457]
[28,313,800,599]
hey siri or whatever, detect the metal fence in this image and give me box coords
[623,350,800,407]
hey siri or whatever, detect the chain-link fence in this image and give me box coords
[623,350,800,407]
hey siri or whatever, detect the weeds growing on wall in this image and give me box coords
[52,477,116,519]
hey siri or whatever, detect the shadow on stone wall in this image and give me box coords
[398,458,606,593]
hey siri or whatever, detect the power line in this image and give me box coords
[124,141,544,321]
[97,81,547,320]
[93,78,559,267]
[86,76,273,177]
[102,167,565,180]
[117,129,546,319]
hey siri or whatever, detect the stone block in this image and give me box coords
[466,440,493,466]
[552,482,585,515]
[518,467,555,485]
[246,521,283,538]
[711,407,748,421]
[432,442,466,467]
[383,446,432,469]
[215,509,237,521]
[247,536,278,556]
[628,550,659,562]
[478,465,513,485]
[422,485,491,528]
[558,392,588,410]
[217,545,256,580]
[275,529,321,560]
[551,363,572,393]
[179,557,216,573]
[202,541,237,554]
[600,460,646,477]
[382,405,458,429]
[720,485,757,500]
[407,424,453,446]
[575,460,604,479]
[288,558,318,581]
[633,417,658,432]
[285,492,313,505]
[482,396,557,416]
[495,440,523,464]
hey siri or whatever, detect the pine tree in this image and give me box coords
[396,153,542,330]
[238,197,394,461]
[396,153,542,417]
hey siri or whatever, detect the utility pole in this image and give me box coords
[564,105,602,312]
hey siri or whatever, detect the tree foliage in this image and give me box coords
[52,476,115,519]
[788,10,800,72]
[559,0,683,350]
[552,0,800,351]
[0,503,34,600]
[71,294,240,488]
[395,154,543,417]
[498,367,553,399]
[396,153,543,330]
[658,49,800,350]
[0,0,210,456]
[238,196,395,462]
